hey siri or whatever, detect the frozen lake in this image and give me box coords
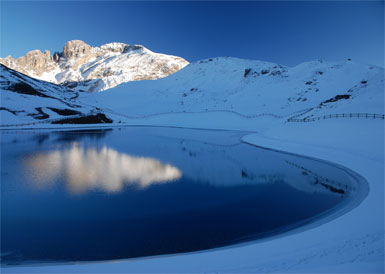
[0,127,361,265]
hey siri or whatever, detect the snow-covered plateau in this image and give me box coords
[0,57,384,272]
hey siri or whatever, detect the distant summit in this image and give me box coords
[0,40,189,92]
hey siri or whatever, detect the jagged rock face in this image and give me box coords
[62,40,92,59]
[61,40,93,70]
[0,40,189,92]
[1,50,57,77]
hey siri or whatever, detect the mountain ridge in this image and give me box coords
[0,40,189,92]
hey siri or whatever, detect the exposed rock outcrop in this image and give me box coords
[61,40,93,70]
[1,50,56,77]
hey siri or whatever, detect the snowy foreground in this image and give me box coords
[1,57,384,272]
[2,118,384,273]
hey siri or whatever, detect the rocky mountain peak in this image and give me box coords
[1,49,56,77]
[62,40,92,59]
[0,40,189,92]
[23,49,52,64]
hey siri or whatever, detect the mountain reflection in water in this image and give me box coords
[1,127,363,265]
[24,143,182,193]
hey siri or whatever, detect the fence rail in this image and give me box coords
[3,107,383,128]
[288,113,385,122]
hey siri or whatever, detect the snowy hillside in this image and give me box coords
[0,40,189,92]
[80,57,384,125]
[0,65,113,126]
[1,57,383,128]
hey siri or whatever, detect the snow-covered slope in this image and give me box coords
[0,65,113,126]
[1,57,383,128]
[0,40,189,92]
[81,57,384,125]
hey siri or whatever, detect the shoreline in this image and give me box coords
[1,120,383,273]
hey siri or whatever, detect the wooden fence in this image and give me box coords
[288,113,385,122]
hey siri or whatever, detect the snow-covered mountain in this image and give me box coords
[1,57,383,128]
[0,40,189,92]
[0,64,113,126]
[81,57,384,124]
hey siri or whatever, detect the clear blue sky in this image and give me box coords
[1,1,384,67]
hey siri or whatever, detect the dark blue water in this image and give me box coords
[0,127,358,265]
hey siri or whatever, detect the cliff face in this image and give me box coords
[1,50,57,77]
[0,40,189,92]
